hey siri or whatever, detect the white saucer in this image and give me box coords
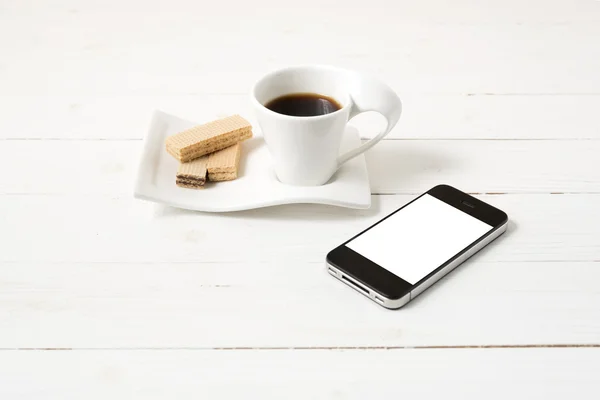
[134,111,371,212]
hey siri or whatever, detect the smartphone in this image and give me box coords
[326,184,508,309]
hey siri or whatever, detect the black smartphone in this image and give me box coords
[326,184,508,309]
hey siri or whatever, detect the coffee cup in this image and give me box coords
[251,65,402,186]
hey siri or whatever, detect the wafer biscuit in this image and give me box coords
[166,115,252,162]
[207,143,242,181]
[176,156,208,189]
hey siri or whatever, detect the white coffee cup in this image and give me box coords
[251,65,402,186]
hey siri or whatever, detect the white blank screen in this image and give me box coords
[346,194,492,284]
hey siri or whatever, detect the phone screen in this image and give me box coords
[345,194,493,284]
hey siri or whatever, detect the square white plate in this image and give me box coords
[134,111,371,212]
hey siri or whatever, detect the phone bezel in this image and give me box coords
[326,184,508,301]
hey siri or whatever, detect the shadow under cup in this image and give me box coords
[252,66,354,186]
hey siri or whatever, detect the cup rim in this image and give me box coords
[251,64,351,121]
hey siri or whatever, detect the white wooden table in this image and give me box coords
[1,0,599,397]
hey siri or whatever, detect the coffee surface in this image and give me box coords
[265,93,342,117]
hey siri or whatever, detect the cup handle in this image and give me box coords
[337,72,402,166]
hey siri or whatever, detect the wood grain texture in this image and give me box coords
[3,0,599,22]
[0,195,598,264]
[1,94,599,139]
[0,261,598,348]
[0,2,599,97]
[1,0,600,395]
[1,140,599,195]
[0,349,599,399]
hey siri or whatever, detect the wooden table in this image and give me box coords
[1,0,599,397]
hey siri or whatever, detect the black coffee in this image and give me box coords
[265,93,342,117]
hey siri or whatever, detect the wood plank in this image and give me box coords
[1,6,599,96]
[0,261,598,348]
[3,0,599,23]
[0,195,598,264]
[0,349,598,399]
[1,1,598,393]
[1,94,599,140]
[365,140,600,194]
[1,140,598,195]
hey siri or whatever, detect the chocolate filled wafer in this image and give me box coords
[166,115,252,162]
[207,143,242,182]
[176,157,208,189]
